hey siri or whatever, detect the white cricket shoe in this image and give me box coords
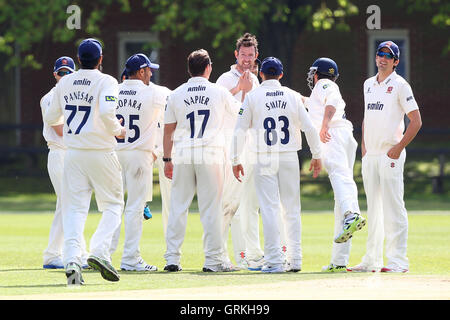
[66,262,84,285]
[261,264,285,273]
[202,262,239,272]
[347,263,378,272]
[247,256,265,271]
[121,258,158,272]
[285,260,302,272]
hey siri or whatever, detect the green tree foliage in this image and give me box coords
[397,0,450,54]
[144,0,359,85]
[0,0,447,73]
[0,0,130,70]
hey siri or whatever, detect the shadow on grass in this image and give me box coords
[0,268,44,272]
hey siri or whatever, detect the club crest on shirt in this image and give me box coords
[386,86,393,94]
[391,162,395,168]
[238,108,244,115]
[323,84,330,89]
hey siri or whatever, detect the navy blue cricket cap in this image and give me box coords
[261,57,283,76]
[125,53,159,73]
[78,38,102,61]
[54,56,75,72]
[377,41,400,59]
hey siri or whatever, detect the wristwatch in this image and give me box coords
[162,157,172,162]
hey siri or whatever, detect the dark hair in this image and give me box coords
[127,69,139,77]
[80,57,101,69]
[187,49,211,77]
[236,33,258,53]
[317,72,336,81]
[262,73,280,80]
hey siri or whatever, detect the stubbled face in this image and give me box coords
[235,46,258,73]
[376,47,398,73]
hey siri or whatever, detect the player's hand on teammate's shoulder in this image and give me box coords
[309,158,322,178]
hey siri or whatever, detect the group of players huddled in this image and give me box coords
[40,33,421,285]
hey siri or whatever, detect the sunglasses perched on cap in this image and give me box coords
[376,51,395,59]
[57,70,72,76]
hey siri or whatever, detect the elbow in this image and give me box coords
[417,117,423,129]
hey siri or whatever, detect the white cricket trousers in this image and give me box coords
[361,150,408,270]
[43,147,88,265]
[253,152,302,267]
[62,149,124,267]
[110,150,154,266]
[322,127,360,266]
[164,147,225,268]
[222,157,248,264]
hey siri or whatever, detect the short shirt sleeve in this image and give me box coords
[398,81,419,114]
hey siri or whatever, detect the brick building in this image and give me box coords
[1,0,448,151]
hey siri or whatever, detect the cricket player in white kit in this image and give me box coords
[304,57,366,272]
[109,53,166,272]
[163,49,239,272]
[216,33,264,269]
[40,56,89,269]
[231,57,322,273]
[44,38,126,285]
[348,41,422,273]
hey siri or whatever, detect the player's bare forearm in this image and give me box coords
[162,123,176,179]
[320,105,335,143]
[163,123,177,159]
[230,86,240,96]
[387,110,422,159]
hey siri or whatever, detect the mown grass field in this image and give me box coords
[0,209,449,299]
[0,164,449,300]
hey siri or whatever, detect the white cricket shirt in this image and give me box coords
[305,78,352,130]
[40,87,65,149]
[44,69,123,150]
[216,65,260,154]
[363,71,419,155]
[151,83,172,157]
[231,79,321,164]
[164,76,239,149]
[216,65,260,104]
[115,79,167,152]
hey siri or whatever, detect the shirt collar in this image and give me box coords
[123,79,146,86]
[374,71,396,86]
[261,79,282,87]
[230,65,242,77]
[187,76,209,83]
